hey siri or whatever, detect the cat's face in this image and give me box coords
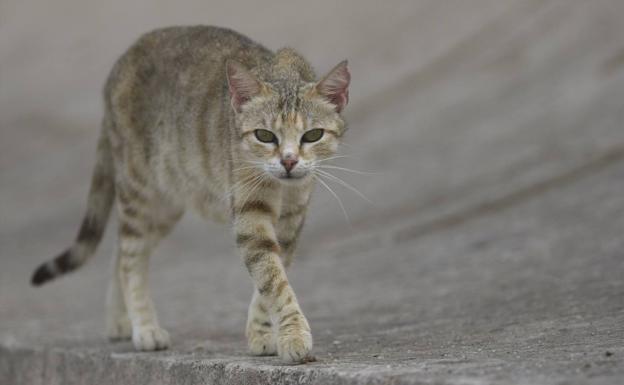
[237,91,345,183]
[228,60,350,184]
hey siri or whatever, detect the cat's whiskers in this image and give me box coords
[226,172,256,193]
[312,174,351,224]
[222,171,265,203]
[237,172,268,210]
[225,158,265,167]
[232,165,264,172]
[313,169,371,203]
[315,155,356,163]
[232,173,263,197]
[315,164,379,175]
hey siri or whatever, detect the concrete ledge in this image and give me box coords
[3,159,624,384]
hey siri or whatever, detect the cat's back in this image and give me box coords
[102,26,273,209]
[109,25,273,79]
[104,26,273,120]
[128,25,272,66]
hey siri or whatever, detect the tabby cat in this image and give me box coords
[30,26,350,364]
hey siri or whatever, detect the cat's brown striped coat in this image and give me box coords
[31,26,350,364]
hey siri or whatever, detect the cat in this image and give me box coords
[30,26,350,364]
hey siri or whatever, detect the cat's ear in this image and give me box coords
[316,60,350,112]
[226,60,262,113]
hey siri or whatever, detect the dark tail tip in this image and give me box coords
[30,249,76,287]
[31,263,55,286]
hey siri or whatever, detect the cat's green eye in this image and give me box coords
[301,128,324,143]
[254,129,277,144]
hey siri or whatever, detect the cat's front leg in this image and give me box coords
[246,289,277,355]
[234,199,312,364]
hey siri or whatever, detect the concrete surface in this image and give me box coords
[1,0,624,384]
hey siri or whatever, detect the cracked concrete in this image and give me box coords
[2,0,624,384]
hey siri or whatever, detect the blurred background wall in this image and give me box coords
[2,0,624,269]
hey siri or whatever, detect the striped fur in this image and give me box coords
[30,26,350,364]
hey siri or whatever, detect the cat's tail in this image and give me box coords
[31,130,115,286]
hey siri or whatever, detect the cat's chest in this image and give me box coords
[192,188,230,224]
[280,183,313,215]
[190,179,313,224]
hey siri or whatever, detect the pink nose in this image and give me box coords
[281,158,298,172]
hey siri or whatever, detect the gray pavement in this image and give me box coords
[1,1,624,384]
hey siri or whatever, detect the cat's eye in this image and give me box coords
[301,128,324,143]
[254,129,277,144]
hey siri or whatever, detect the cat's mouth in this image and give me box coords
[264,164,311,183]
[280,173,305,180]
[276,171,309,183]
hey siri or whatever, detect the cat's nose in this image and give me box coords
[281,158,298,173]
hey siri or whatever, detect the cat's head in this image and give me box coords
[226,56,350,185]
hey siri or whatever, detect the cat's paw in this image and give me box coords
[106,316,132,341]
[247,329,277,356]
[132,325,170,351]
[277,327,313,364]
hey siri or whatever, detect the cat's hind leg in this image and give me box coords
[115,188,182,351]
[106,249,132,340]
[106,207,182,341]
